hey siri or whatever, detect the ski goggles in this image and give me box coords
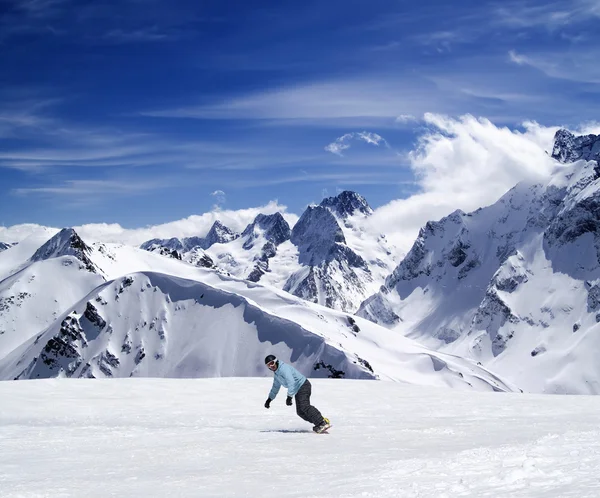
[267,360,277,369]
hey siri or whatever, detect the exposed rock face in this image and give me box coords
[139,191,395,314]
[140,221,240,253]
[204,221,239,247]
[241,213,291,250]
[290,206,347,265]
[319,190,373,218]
[242,213,291,282]
[357,130,600,393]
[30,228,100,274]
[283,205,372,312]
[552,129,600,165]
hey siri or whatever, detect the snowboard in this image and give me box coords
[314,422,331,434]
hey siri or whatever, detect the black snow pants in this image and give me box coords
[294,380,324,426]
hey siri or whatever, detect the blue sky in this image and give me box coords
[1,0,599,228]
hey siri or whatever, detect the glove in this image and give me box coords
[264,398,272,409]
[286,396,293,406]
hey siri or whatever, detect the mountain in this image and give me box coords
[140,194,397,312]
[551,129,600,164]
[0,269,513,392]
[141,213,296,285]
[142,242,216,269]
[0,242,14,252]
[241,212,291,249]
[282,205,371,311]
[320,190,373,218]
[0,229,106,360]
[204,220,240,247]
[31,228,101,274]
[282,191,396,312]
[240,213,292,282]
[358,130,600,394]
[0,226,226,362]
[0,225,512,391]
[140,220,240,253]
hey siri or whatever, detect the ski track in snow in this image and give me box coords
[1,378,599,497]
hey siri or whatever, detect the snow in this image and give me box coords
[1,378,599,497]
[358,157,600,393]
[0,267,514,393]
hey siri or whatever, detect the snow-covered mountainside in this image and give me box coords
[0,226,511,390]
[359,129,600,394]
[0,227,224,361]
[552,129,600,164]
[283,192,396,312]
[0,268,512,391]
[141,220,239,252]
[0,230,106,360]
[142,242,216,269]
[140,192,397,313]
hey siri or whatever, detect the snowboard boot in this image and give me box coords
[313,417,331,433]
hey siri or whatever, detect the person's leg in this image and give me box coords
[294,380,324,425]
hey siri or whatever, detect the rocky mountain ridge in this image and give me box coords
[358,128,600,393]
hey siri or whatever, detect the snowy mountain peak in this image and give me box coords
[552,129,600,164]
[241,212,291,250]
[284,205,373,311]
[204,221,239,247]
[357,157,600,393]
[140,237,185,252]
[140,221,239,255]
[290,206,346,264]
[0,242,13,252]
[320,190,373,218]
[30,228,99,273]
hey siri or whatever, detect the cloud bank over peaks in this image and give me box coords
[369,113,561,251]
[1,201,296,246]
[325,131,390,156]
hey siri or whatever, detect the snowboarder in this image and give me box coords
[263,355,331,433]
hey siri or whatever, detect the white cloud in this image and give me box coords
[369,113,559,251]
[79,201,297,245]
[508,49,600,84]
[0,202,297,246]
[12,179,168,196]
[210,189,227,209]
[494,0,600,29]
[0,223,57,243]
[325,131,390,156]
[395,114,417,124]
[5,115,597,262]
[142,79,451,123]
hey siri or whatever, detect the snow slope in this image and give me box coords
[358,130,600,394]
[141,192,397,313]
[0,269,513,392]
[0,227,216,362]
[1,378,599,497]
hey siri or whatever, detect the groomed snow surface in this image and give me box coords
[2,379,599,497]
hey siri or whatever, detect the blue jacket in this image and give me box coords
[268,361,307,400]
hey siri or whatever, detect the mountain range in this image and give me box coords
[359,128,600,393]
[139,191,397,313]
[1,129,600,393]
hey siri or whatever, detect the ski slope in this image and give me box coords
[1,378,599,497]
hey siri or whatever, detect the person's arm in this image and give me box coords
[268,376,281,400]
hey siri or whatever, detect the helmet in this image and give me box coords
[264,354,277,365]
